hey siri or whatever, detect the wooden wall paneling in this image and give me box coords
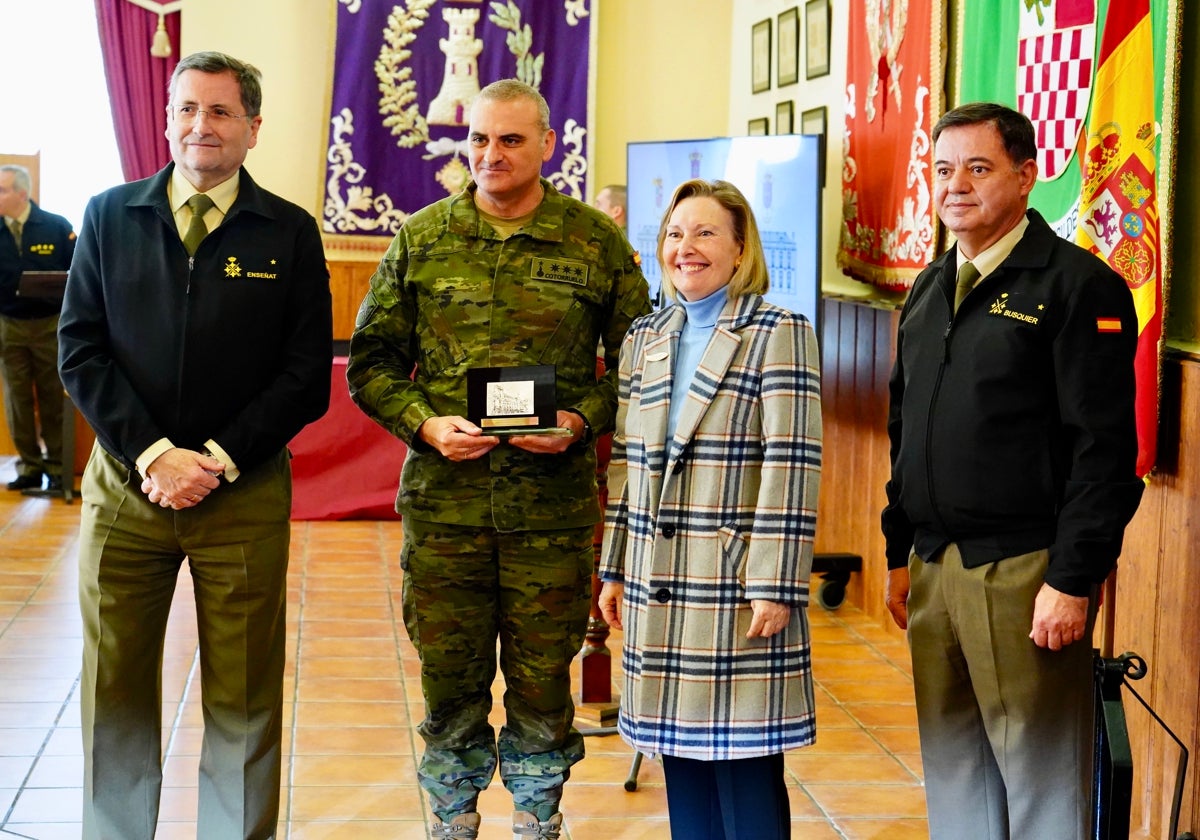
[1144,359,1200,838]
[814,300,847,558]
[811,300,899,627]
[864,308,899,626]
[1115,475,1166,839]
[1112,356,1200,839]
[849,304,878,611]
[328,260,374,342]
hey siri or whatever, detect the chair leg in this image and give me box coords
[624,751,644,791]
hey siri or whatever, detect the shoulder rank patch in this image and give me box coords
[531,257,589,286]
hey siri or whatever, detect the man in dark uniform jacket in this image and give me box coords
[59,52,331,839]
[882,102,1144,839]
[0,164,75,492]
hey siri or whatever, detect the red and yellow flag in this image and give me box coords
[1076,0,1161,477]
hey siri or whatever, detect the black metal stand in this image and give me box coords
[1093,651,1196,840]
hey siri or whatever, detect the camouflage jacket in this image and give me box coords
[348,179,651,531]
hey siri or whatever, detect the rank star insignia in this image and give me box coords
[531,257,589,286]
[224,256,243,278]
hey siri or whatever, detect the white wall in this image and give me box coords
[729,1,876,298]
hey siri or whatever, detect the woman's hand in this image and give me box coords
[599,581,625,630]
[747,599,791,638]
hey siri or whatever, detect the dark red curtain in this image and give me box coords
[93,0,180,182]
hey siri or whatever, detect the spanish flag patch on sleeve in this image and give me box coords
[1096,317,1122,334]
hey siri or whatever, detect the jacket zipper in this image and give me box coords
[923,317,953,538]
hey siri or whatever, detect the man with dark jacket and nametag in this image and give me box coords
[0,164,75,493]
[882,102,1144,839]
[59,51,332,840]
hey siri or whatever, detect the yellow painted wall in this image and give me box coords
[181,0,335,215]
[592,1,733,196]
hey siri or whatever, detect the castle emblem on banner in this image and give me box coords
[324,0,592,237]
[1016,0,1096,181]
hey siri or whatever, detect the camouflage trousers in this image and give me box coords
[401,518,593,822]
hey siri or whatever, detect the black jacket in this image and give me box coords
[882,210,1144,596]
[0,200,75,319]
[58,165,332,474]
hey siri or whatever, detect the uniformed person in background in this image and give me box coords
[348,79,651,840]
[593,183,627,233]
[0,164,75,494]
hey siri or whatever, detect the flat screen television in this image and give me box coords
[626,135,823,334]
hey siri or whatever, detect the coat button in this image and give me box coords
[661,524,675,538]
[655,588,671,603]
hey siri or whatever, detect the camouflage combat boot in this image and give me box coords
[512,810,563,839]
[430,812,481,838]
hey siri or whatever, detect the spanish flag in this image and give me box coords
[1076,0,1161,477]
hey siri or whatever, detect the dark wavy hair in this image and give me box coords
[933,102,1037,168]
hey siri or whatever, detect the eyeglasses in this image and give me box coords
[168,104,252,125]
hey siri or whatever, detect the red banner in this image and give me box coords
[837,0,941,291]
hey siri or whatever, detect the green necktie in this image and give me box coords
[183,194,215,256]
[10,219,22,252]
[954,261,980,314]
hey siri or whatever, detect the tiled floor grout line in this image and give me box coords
[377,520,432,834]
[163,649,201,765]
[282,519,308,839]
[1,672,80,831]
[0,479,929,838]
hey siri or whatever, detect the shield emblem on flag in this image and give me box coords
[1016,0,1097,181]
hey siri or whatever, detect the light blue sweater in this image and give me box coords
[666,285,729,443]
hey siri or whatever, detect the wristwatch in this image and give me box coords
[567,410,592,445]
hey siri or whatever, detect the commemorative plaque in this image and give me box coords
[466,364,570,437]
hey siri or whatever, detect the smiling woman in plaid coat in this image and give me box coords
[599,179,822,839]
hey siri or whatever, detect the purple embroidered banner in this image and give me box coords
[324,0,593,237]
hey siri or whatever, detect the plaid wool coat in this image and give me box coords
[600,292,822,760]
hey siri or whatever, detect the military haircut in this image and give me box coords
[598,184,626,207]
[656,178,770,301]
[169,50,264,117]
[933,102,1037,170]
[476,78,550,133]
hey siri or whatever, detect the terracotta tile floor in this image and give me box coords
[0,458,927,838]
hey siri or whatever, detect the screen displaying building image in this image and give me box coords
[626,135,822,332]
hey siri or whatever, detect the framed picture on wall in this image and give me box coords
[748,117,769,136]
[775,100,794,134]
[800,105,827,136]
[777,7,800,87]
[800,105,827,186]
[751,18,772,93]
[805,0,830,79]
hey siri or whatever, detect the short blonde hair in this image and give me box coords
[656,179,769,301]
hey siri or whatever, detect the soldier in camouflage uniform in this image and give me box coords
[347,79,651,840]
